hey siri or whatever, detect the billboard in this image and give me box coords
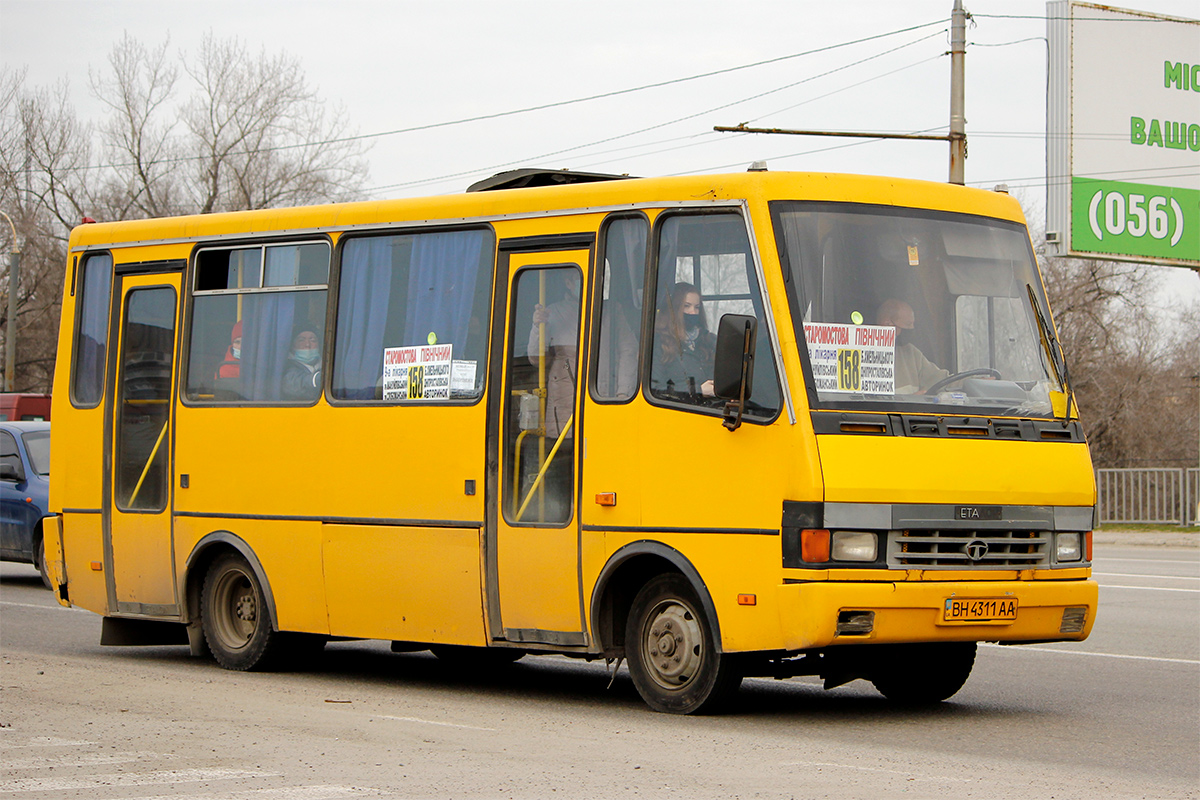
[1047,2,1199,268]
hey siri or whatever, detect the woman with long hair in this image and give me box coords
[652,282,716,399]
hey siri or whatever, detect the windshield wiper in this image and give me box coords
[1026,283,1074,425]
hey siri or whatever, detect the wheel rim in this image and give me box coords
[640,598,704,690]
[211,566,258,652]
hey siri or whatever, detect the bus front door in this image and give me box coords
[104,270,182,617]
[487,242,591,647]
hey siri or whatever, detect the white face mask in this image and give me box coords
[231,347,241,359]
[294,347,320,364]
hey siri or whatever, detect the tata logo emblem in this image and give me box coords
[955,505,1002,520]
[965,540,990,561]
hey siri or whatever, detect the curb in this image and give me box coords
[1093,531,1200,548]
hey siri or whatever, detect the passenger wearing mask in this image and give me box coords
[282,328,322,401]
[215,320,242,379]
[652,282,716,399]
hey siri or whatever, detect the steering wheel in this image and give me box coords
[925,368,1002,396]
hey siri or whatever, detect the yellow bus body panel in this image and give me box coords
[819,437,1095,506]
[322,524,485,644]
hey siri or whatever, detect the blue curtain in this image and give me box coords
[240,293,297,401]
[403,230,487,349]
[334,237,393,399]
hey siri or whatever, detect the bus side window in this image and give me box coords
[592,216,646,402]
[186,243,328,403]
[646,213,781,419]
[72,253,114,407]
[331,228,494,403]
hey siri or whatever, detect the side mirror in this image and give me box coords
[713,314,757,431]
[0,462,23,482]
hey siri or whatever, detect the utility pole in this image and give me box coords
[715,2,971,185]
[0,210,20,392]
[949,0,968,184]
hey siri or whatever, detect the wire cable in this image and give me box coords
[366,29,946,195]
[63,18,949,174]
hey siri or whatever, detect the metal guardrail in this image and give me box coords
[1096,468,1199,527]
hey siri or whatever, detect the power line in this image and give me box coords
[67,18,950,175]
[365,29,947,196]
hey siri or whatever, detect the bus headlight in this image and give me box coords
[1056,532,1083,562]
[831,531,878,562]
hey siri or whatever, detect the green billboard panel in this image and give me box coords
[1071,178,1199,264]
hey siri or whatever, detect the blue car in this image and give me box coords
[1,420,52,588]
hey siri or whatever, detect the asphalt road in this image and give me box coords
[1,542,1197,800]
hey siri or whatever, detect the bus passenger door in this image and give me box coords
[105,270,182,617]
[486,241,592,647]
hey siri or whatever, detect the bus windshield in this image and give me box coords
[772,201,1066,418]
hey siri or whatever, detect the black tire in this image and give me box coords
[35,537,51,590]
[430,644,525,668]
[869,642,977,705]
[625,573,742,714]
[201,552,281,671]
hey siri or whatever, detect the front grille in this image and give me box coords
[886,529,1050,569]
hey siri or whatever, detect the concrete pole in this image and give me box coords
[0,210,20,392]
[949,0,967,184]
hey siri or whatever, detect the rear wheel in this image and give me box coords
[869,642,977,704]
[35,537,51,590]
[625,573,741,714]
[201,552,281,671]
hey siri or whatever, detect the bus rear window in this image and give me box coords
[72,253,113,407]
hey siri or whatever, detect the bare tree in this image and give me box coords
[1,34,370,392]
[1041,251,1199,469]
[90,34,183,219]
[182,34,368,213]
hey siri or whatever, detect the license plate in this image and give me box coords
[943,597,1018,623]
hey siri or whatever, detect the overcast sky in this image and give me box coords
[3,0,1198,299]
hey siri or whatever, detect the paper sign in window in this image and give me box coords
[803,322,896,395]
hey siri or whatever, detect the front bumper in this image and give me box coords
[776,578,1098,651]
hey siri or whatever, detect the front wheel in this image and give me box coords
[201,552,281,671]
[625,573,741,714]
[868,642,977,704]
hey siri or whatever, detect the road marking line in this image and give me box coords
[1095,558,1200,565]
[105,787,386,800]
[3,751,172,769]
[373,714,496,731]
[0,600,88,612]
[1093,572,1199,579]
[778,760,973,783]
[981,643,1199,665]
[0,768,274,793]
[1100,584,1200,593]
[0,736,95,749]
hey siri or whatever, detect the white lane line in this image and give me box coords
[0,736,95,749]
[778,760,973,783]
[373,714,496,731]
[1093,572,1199,579]
[1100,584,1200,593]
[0,768,274,793]
[0,600,88,612]
[1094,558,1200,565]
[3,751,172,769]
[108,787,386,800]
[981,643,1199,665]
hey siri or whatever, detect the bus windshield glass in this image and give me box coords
[772,201,1065,417]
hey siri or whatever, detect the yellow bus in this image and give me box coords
[46,168,1098,714]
